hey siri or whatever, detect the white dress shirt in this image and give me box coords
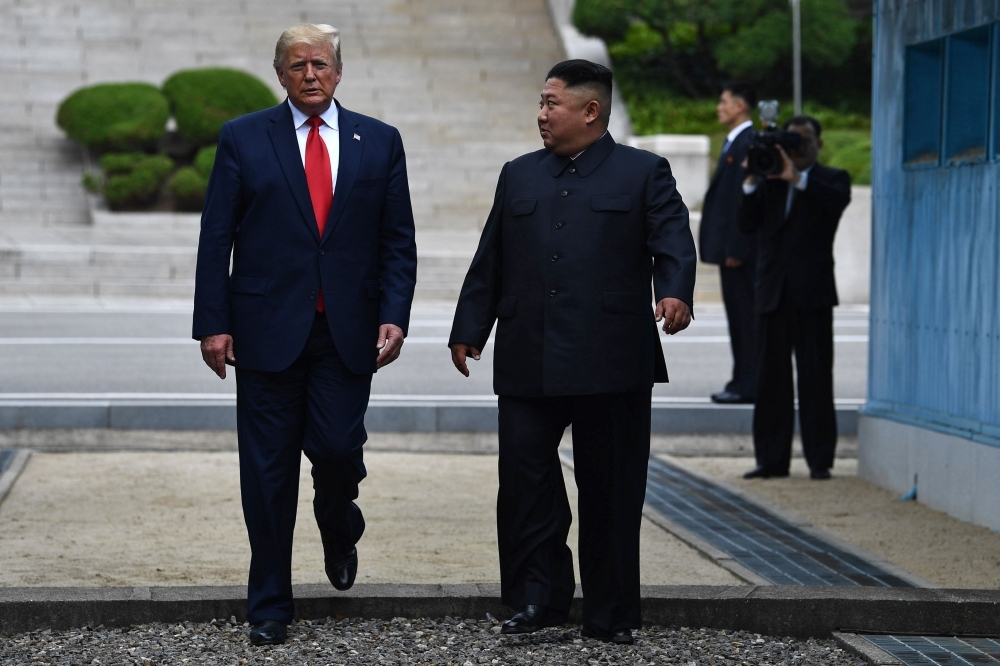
[723,120,754,153]
[288,99,340,196]
[743,164,812,218]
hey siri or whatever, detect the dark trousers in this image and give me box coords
[497,390,651,632]
[235,313,372,624]
[752,297,837,473]
[719,261,757,398]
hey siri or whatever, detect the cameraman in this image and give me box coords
[739,115,851,480]
[701,83,758,405]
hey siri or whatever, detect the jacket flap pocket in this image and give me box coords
[366,279,381,299]
[356,177,385,188]
[510,199,537,216]
[230,275,268,295]
[496,295,517,318]
[601,291,649,315]
[591,194,632,212]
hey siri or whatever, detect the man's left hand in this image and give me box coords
[768,145,801,184]
[376,324,404,369]
[656,298,692,335]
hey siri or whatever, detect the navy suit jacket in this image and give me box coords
[699,125,756,265]
[448,133,697,397]
[739,162,851,314]
[192,100,417,375]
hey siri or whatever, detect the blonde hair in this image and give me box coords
[273,24,342,70]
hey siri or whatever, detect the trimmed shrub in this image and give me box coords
[102,154,174,210]
[162,68,278,146]
[168,167,208,211]
[57,83,169,153]
[194,145,217,178]
[100,152,151,176]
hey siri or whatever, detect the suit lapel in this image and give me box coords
[267,102,320,242]
[322,103,362,244]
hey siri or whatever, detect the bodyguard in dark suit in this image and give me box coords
[193,24,416,645]
[739,115,850,480]
[700,83,758,404]
[449,60,696,645]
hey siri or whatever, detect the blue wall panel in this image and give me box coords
[870,0,1000,444]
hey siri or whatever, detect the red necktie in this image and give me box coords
[305,116,332,312]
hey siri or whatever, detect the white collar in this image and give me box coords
[726,119,753,144]
[288,98,340,132]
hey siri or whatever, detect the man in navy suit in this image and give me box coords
[193,24,417,645]
[699,82,758,404]
[449,60,696,645]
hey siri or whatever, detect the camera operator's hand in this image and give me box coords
[768,145,802,185]
[724,257,743,268]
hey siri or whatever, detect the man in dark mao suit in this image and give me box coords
[449,60,696,645]
[193,24,416,645]
[699,83,758,404]
[739,115,850,481]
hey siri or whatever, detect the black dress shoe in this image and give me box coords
[500,605,565,634]
[581,625,635,645]
[711,391,755,404]
[810,468,831,480]
[743,464,789,479]
[248,620,287,646]
[325,547,358,591]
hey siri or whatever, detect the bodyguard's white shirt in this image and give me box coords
[288,99,339,196]
[725,120,753,151]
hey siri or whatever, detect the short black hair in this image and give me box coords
[722,82,757,114]
[783,114,823,139]
[545,59,613,125]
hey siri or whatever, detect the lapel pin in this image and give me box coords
[353,133,361,141]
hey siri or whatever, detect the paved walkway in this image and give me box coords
[1,433,998,591]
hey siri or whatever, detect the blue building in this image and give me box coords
[861,0,1000,531]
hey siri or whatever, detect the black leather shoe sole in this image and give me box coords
[249,620,287,646]
[743,465,790,479]
[326,547,358,591]
[581,625,634,645]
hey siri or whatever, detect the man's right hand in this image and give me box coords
[450,343,481,377]
[724,257,743,268]
[201,334,235,379]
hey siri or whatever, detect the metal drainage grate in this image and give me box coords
[0,449,14,477]
[861,635,1000,665]
[643,456,915,586]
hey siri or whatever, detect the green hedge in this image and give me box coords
[162,68,278,146]
[166,145,217,210]
[57,83,169,153]
[101,154,174,210]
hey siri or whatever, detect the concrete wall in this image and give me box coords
[627,135,711,210]
[834,186,871,305]
[859,414,1000,532]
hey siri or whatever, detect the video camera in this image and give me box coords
[746,100,802,177]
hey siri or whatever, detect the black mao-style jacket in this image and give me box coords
[448,132,697,397]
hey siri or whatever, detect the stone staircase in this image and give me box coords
[0,0,564,302]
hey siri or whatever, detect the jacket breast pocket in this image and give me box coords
[591,194,632,212]
[601,291,649,315]
[496,295,517,318]
[510,199,537,216]
[230,275,268,295]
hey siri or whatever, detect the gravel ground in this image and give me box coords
[0,616,863,665]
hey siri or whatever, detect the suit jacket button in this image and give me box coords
[549,290,556,297]
[319,250,325,256]
[555,222,563,229]
[560,190,568,197]
[569,167,576,173]
[551,255,559,261]
[309,292,316,299]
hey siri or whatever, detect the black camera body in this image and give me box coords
[745,100,802,177]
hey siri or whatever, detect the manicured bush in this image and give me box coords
[99,152,151,176]
[168,167,208,211]
[102,154,174,210]
[821,130,871,185]
[162,68,278,146]
[194,145,217,178]
[57,83,169,153]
